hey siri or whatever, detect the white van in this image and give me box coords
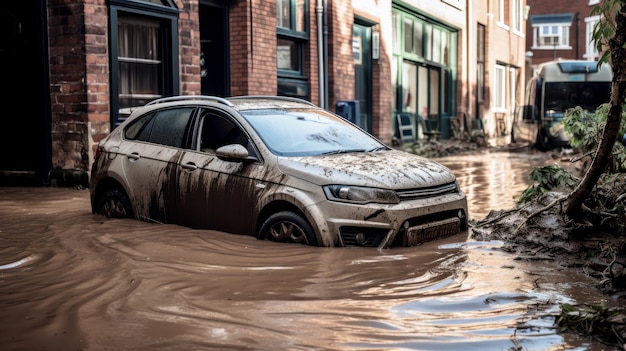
[513,60,612,150]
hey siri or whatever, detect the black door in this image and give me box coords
[0,0,51,185]
[199,1,229,97]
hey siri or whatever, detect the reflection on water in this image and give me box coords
[438,151,557,220]
[0,152,607,350]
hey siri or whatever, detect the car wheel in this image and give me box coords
[534,127,552,151]
[96,188,134,219]
[258,211,318,246]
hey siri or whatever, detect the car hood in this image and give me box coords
[277,150,457,188]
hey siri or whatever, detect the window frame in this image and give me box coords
[511,0,524,35]
[532,24,571,49]
[277,0,309,99]
[584,15,601,60]
[109,0,180,128]
[494,64,506,112]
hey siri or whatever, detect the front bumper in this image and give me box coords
[307,192,468,249]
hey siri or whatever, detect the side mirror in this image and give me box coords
[216,144,249,160]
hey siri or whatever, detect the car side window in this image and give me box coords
[125,107,194,148]
[200,112,248,152]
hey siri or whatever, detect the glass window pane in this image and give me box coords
[149,108,194,148]
[392,12,400,53]
[295,0,305,31]
[277,38,299,71]
[413,21,423,57]
[424,24,432,60]
[429,69,439,116]
[118,16,163,109]
[432,28,441,63]
[402,61,417,113]
[277,0,291,29]
[403,19,413,54]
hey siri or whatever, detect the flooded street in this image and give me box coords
[0,151,613,350]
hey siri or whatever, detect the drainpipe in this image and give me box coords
[316,0,325,108]
[323,0,329,109]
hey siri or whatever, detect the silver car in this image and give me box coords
[89,96,468,248]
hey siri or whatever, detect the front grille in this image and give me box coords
[396,181,458,200]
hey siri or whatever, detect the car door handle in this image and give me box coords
[181,162,198,171]
[127,153,140,161]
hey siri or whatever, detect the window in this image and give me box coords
[509,67,518,110]
[477,24,485,102]
[530,14,573,49]
[498,0,509,28]
[200,112,248,152]
[277,0,309,99]
[585,15,601,59]
[392,8,457,125]
[512,0,524,34]
[118,17,162,108]
[494,65,506,111]
[126,107,194,148]
[109,0,179,127]
[403,18,423,57]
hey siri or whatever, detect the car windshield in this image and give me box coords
[543,81,611,117]
[241,108,386,156]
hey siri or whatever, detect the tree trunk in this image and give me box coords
[565,6,626,218]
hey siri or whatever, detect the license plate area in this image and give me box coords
[404,217,461,246]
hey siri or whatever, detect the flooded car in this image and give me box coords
[89,96,468,248]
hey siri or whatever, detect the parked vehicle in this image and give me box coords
[513,60,612,151]
[89,96,468,248]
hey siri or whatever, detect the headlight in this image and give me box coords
[323,185,400,204]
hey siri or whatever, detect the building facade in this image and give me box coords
[525,0,602,74]
[0,0,526,186]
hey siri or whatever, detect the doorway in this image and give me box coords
[0,0,51,185]
[353,22,372,132]
[199,1,230,97]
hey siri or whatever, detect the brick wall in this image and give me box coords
[327,1,355,107]
[230,0,277,96]
[179,0,201,95]
[48,0,109,175]
[526,0,595,65]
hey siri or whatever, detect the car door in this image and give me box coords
[118,107,195,223]
[175,108,261,235]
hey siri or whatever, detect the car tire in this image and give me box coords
[95,188,134,219]
[534,127,552,151]
[258,211,318,246]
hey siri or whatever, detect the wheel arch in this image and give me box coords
[255,200,333,247]
[91,177,131,213]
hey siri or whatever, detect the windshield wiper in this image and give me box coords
[321,149,367,155]
[368,146,388,152]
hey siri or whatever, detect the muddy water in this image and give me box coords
[0,151,610,350]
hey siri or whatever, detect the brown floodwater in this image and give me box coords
[0,151,616,350]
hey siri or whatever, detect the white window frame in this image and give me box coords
[494,64,506,111]
[585,15,601,60]
[588,0,600,5]
[512,0,524,35]
[497,0,510,30]
[509,67,517,111]
[532,24,571,49]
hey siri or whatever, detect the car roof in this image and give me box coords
[142,95,317,111]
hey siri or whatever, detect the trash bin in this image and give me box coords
[335,100,360,126]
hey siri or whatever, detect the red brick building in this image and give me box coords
[0,0,526,186]
[525,0,601,73]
